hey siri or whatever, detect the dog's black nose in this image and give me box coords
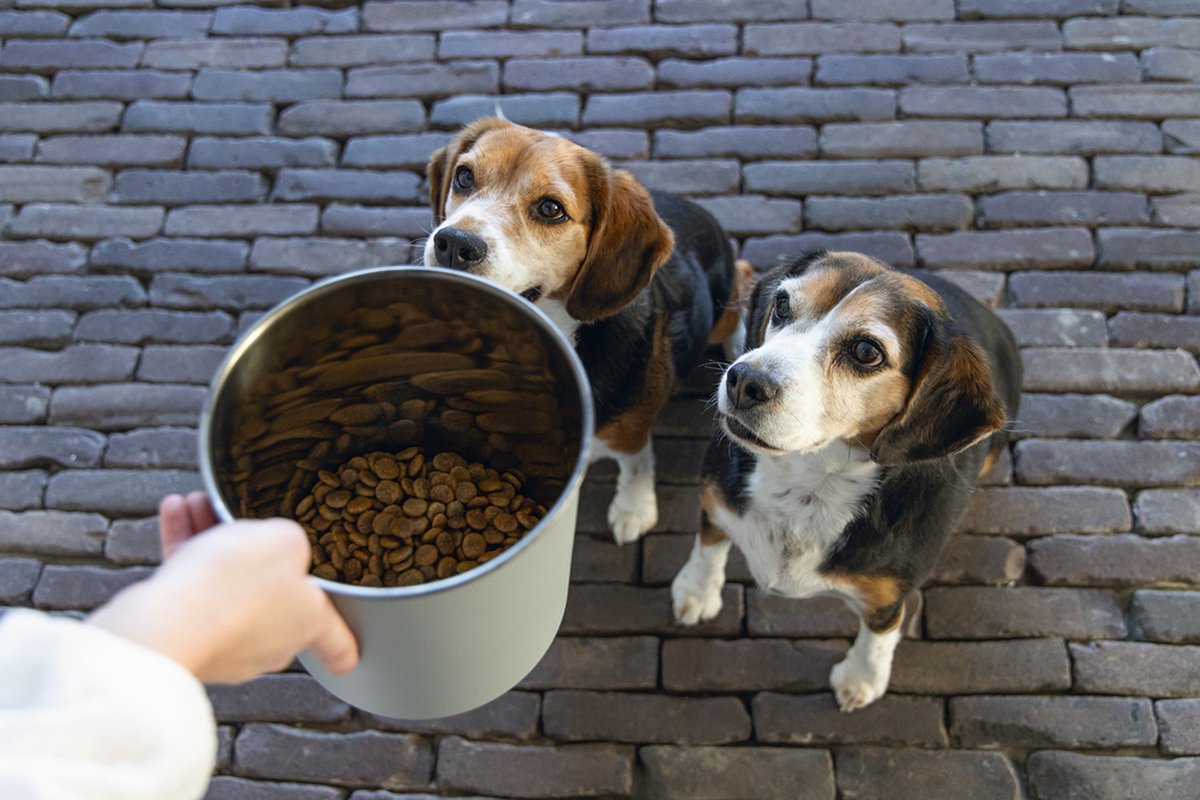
[432,227,488,269]
[726,362,780,410]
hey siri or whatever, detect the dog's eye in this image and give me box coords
[770,292,790,325]
[535,197,567,222]
[453,166,474,193]
[849,339,884,368]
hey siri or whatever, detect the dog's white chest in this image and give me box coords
[534,297,580,346]
[712,442,880,598]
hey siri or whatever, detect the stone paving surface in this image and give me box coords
[1,0,1199,798]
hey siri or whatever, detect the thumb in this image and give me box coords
[306,590,360,676]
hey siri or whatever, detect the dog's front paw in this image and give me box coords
[607,485,657,545]
[830,654,889,712]
[671,565,723,626]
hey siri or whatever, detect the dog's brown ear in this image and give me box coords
[564,160,674,322]
[427,117,511,224]
[871,318,1006,466]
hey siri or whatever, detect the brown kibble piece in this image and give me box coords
[495,512,518,533]
[461,532,487,559]
[455,481,478,502]
[370,453,400,480]
[375,479,401,504]
[403,497,428,517]
[415,544,439,566]
[313,563,338,580]
[346,496,373,515]
[325,489,351,509]
[397,568,424,586]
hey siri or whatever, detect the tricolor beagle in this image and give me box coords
[671,251,1022,711]
[425,118,751,544]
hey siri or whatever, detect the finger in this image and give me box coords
[306,592,360,676]
[158,494,193,560]
[185,492,219,536]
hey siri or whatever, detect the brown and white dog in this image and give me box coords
[424,118,751,544]
[671,251,1021,711]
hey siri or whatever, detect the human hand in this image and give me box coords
[88,492,359,683]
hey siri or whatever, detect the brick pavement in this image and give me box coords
[1,0,1199,798]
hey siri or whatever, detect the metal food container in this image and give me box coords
[198,266,593,719]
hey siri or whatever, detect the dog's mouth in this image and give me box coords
[720,413,786,456]
[520,286,544,303]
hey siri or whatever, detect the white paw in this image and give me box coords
[829,654,889,712]
[671,566,723,626]
[607,483,657,545]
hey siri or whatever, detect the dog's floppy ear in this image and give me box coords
[564,159,674,322]
[871,313,1006,466]
[427,117,511,225]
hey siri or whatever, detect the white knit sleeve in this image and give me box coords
[0,608,217,800]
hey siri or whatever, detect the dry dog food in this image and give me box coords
[296,447,546,587]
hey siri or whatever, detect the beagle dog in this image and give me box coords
[424,118,751,544]
[671,251,1022,711]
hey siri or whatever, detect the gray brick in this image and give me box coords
[663,639,845,692]
[1127,0,1200,12]
[918,228,1093,270]
[290,34,434,68]
[441,29,581,59]
[1097,156,1200,193]
[0,75,48,101]
[1143,47,1200,81]
[1153,193,1200,227]
[1191,269,1200,313]
[345,61,498,99]
[105,516,160,564]
[901,86,1066,118]
[588,24,735,58]
[817,54,969,85]
[1136,489,1200,535]
[1073,641,1200,697]
[806,194,971,231]
[0,470,45,510]
[1029,534,1200,587]
[274,169,419,204]
[0,275,144,310]
[504,57,653,92]
[745,160,913,196]
[277,100,423,137]
[742,232,914,269]
[33,564,150,611]
[754,693,947,747]
[188,136,335,170]
[104,427,197,469]
[1158,700,1200,756]
[208,674,349,724]
[1017,439,1200,488]
[1134,590,1200,644]
[571,533,640,583]
[0,343,139,384]
[49,383,206,429]
[123,102,273,136]
[437,737,633,799]
[68,9,210,38]
[1064,17,1200,49]
[205,777,342,800]
[1100,228,1200,269]
[0,165,110,203]
[918,156,1087,192]
[643,747,835,800]
[655,0,809,22]
[320,204,432,238]
[191,69,341,103]
[988,120,1161,154]
[249,237,411,276]
[1028,752,1200,800]
[367,691,539,741]
[974,52,1141,85]
[36,135,185,167]
[1167,120,1200,154]
[8,203,162,241]
[510,0,648,27]
[14,0,153,8]
[0,384,49,424]
[936,269,1007,307]
[0,10,69,36]
[51,70,190,101]
[543,690,750,744]
[736,87,895,123]
[364,1,508,31]
[658,56,812,89]
[430,93,580,129]
[567,129,649,160]
[584,90,731,128]
[890,639,1072,694]
[822,121,982,157]
[1110,311,1200,353]
[743,22,901,55]
[45,469,200,516]
[1142,395,1200,440]
[76,309,231,345]
[0,39,142,71]
[959,486,1131,535]
[211,6,357,36]
[0,510,106,556]
[691,195,802,236]
[164,204,318,237]
[562,581,742,636]
[927,587,1126,640]
[618,159,739,195]
[996,310,1109,348]
[903,21,1063,52]
[1013,392,1138,438]
[0,134,36,163]
[520,637,657,691]
[931,534,1026,586]
[149,274,309,310]
[951,696,1156,748]
[811,0,953,20]
[0,309,76,347]
[656,126,816,160]
[1072,84,1200,118]
[142,38,287,69]
[136,344,224,384]
[112,169,264,206]
[959,0,1117,16]
[981,191,1147,228]
[342,132,452,169]
[836,749,1019,800]
[0,557,41,604]
[0,102,122,133]
[92,237,247,273]
[1009,271,1184,312]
